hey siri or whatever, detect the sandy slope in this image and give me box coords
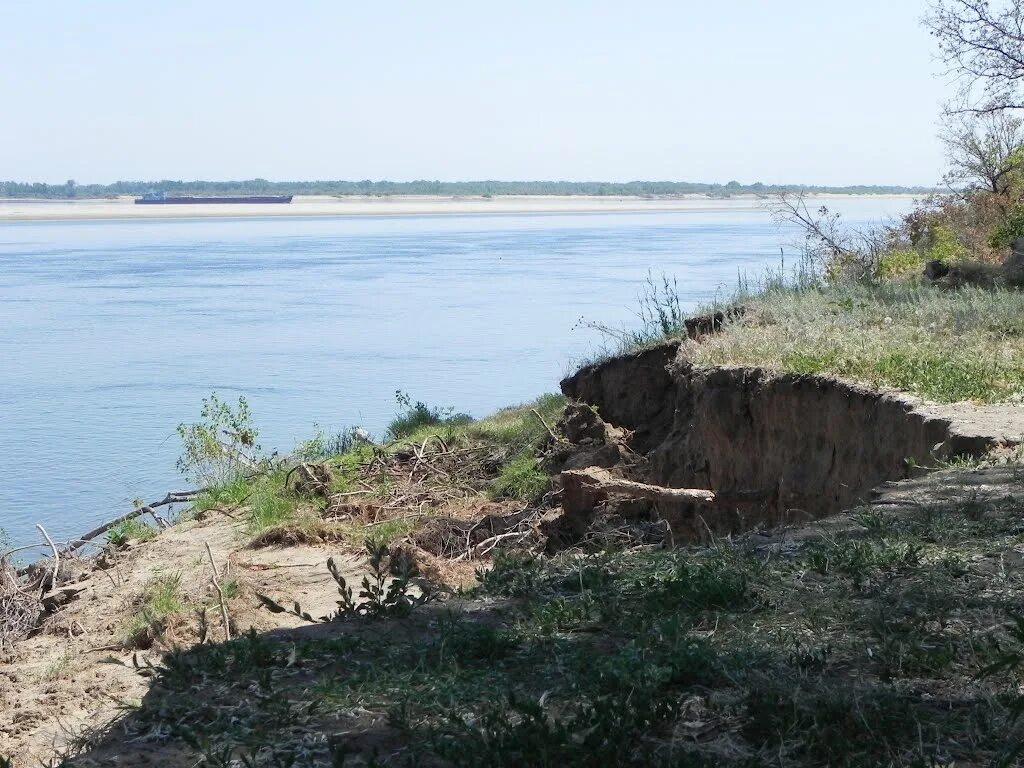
[0,512,365,765]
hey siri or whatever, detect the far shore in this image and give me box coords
[0,193,922,223]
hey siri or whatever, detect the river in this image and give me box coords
[0,197,912,554]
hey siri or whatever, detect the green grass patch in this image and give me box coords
[241,471,299,532]
[694,283,1024,403]
[124,574,185,645]
[488,453,550,501]
[107,518,156,546]
[392,393,566,455]
[464,393,566,453]
[387,390,472,440]
[191,475,253,512]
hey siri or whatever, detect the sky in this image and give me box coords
[1,1,952,186]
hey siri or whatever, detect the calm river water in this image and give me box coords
[0,198,912,554]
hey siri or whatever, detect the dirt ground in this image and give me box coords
[0,511,366,765]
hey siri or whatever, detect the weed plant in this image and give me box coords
[257,540,436,622]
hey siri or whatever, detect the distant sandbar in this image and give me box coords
[0,194,919,223]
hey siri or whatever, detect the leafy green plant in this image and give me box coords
[257,540,437,621]
[980,614,1024,722]
[875,247,925,279]
[925,222,968,262]
[804,537,921,587]
[177,394,262,486]
[476,550,543,597]
[990,205,1024,249]
[294,424,366,462]
[429,684,685,767]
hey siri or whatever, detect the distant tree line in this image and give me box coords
[0,178,936,200]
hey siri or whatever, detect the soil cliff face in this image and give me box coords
[562,344,1019,535]
[560,343,680,452]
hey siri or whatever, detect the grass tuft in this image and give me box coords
[124,574,185,646]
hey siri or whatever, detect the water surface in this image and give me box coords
[0,198,911,553]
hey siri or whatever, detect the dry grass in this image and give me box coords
[250,518,349,548]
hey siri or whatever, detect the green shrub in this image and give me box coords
[926,223,968,263]
[875,248,925,279]
[245,473,298,531]
[990,205,1024,249]
[387,390,471,440]
[177,394,262,486]
[125,574,185,644]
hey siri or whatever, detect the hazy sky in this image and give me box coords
[2,1,951,186]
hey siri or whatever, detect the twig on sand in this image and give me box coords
[453,531,532,562]
[363,513,431,528]
[204,542,231,642]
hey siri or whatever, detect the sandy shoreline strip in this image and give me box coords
[0,194,920,223]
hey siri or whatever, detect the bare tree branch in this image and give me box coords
[940,112,1024,204]
[926,1,1024,113]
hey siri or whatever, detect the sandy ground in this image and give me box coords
[0,194,918,222]
[0,512,366,765]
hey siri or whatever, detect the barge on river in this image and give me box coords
[135,192,293,204]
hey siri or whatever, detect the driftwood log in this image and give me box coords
[66,490,202,554]
[560,467,715,518]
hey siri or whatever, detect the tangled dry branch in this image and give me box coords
[0,562,41,648]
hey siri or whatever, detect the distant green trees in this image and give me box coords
[0,178,936,200]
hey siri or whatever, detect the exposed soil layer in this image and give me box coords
[562,343,1024,535]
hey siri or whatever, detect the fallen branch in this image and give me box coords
[560,467,715,518]
[66,489,202,554]
[363,512,431,528]
[454,530,533,561]
[205,542,231,642]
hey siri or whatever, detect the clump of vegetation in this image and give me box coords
[124,574,186,648]
[387,390,472,440]
[294,424,369,462]
[107,519,156,547]
[177,393,262,486]
[489,453,549,501]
